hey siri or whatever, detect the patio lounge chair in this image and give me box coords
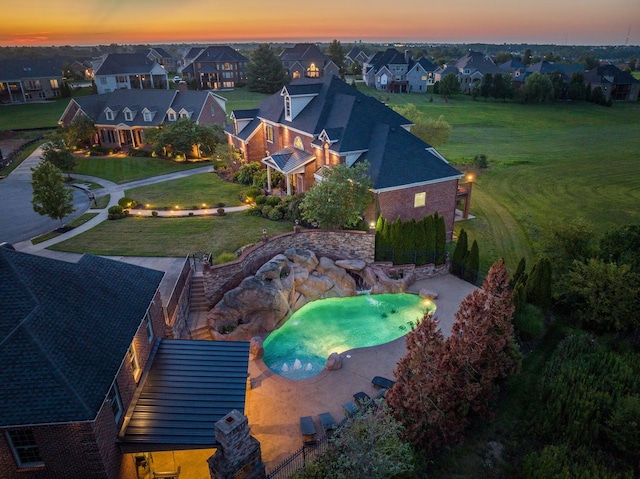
[319,412,338,435]
[300,416,318,445]
[342,401,358,418]
[372,376,395,389]
[353,391,372,407]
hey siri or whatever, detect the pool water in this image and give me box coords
[262,293,436,380]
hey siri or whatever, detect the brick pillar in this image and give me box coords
[208,410,266,479]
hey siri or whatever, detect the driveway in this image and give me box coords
[0,146,90,244]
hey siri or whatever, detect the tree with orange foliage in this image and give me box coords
[387,259,521,453]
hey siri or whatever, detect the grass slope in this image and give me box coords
[50,213,293,257]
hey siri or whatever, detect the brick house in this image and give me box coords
[0,245,251,478]
[180,46,248,90]
[93,53,169,95]
[279,43,339,79]
[227,76,463,238]
[0,59,63,104]
[435,51,501,94]
[59,87,227,150]
[363,48,437,93]
[584,64,640,101]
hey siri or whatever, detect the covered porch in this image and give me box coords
[118,339,250,478]
[261,146,316,196]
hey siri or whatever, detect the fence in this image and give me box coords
[266,417,349,479]
[0,137,43,170]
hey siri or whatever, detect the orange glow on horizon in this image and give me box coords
[0,0,637,47]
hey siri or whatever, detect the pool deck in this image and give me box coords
[245,273,477,471]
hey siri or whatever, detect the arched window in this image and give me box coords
[307,63,320,78]
[294,136,304,150]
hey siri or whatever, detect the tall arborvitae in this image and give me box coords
[510,257,527,289]
[526,256,553,310]
[435,212,447,265]
[414,217,427,265]
[375,216,385,259]
[463,240,479,283]
[389,217,404,263]
[424,215,436,263]
[388,259,521,453]
[402,219,417,264]
[451,229,468,276]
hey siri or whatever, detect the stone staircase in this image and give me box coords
[184,274,213,340]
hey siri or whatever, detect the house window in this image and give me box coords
[145,313,154,343]
[6,430,43,468]
[168,111,176,121]
[124,110,133,121]
[143,111,152,122]
[292,71,301,79]
[108,383,123,423]
[224,63,230,70]
[294,136,304,150]
[265,125,274,143]
[105,110,114,120]
[414,192,426,208]
[100,77,107,84]
[421,75,427,81]
[307,63,320,78]
[50,79,59,89]
[223,81,234,88]
[128,344,142,381]
[284,95,291,121]
[116,76,126,83]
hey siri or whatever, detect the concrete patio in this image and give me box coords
[245,273,477,470]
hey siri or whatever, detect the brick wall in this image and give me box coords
[375,179,459,240]
[202,229,375,307]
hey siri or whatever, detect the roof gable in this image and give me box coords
[95,52,161,76]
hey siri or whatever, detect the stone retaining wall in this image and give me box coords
[203,229,375,307]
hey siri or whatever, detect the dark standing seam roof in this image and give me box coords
[119,339,250,452]
[267,147,316,173]
[229,75,460,190]
[0,248,163,427]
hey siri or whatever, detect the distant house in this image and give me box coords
[180,46,248,90]
[0,245,251,478]
[141,47,176,73]
[584,64,640,101]
[279,43,339,79]
[436,51,501,93]
[93,53,169,94]
[59,87,227,150]
[363,48,437,93]
[345,48,368,68]
[227,76,463,236]
[0,59,63,104]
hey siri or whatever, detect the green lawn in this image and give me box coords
[50,213,294,257]
[73,156,213,184]
[125,172,247,209]
[219,87,269,112]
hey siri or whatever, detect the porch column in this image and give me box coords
[266,166,272,193]
[286,174,292,196]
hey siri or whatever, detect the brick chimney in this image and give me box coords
[178,80,188,92]
[405,49,412,63]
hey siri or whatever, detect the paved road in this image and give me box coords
[0,146,90,244]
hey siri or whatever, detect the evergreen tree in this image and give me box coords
[480,73,493,100]
[247,44,289,94]
[31,161,76,228]
[440,73,461,96]
[512,281,527,315]
[510,257,527,288]
[526,256,552,310]
[325,39,346,77]
[424,215,436,264]
[389,217,404,263]
[463,240,479,283]
[375,215,386,259]
[435,213,446,265]
[414,217,427,265]
[451,228,468,276]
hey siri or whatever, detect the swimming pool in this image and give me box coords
[262,293,436,380]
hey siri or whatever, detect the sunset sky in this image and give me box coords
[1,0,637,47]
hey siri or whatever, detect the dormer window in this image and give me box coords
[167,111,176,121]
[105,109,114,120]
[143,110,152,122]
[284,95,291,121]
[124,109,133,121]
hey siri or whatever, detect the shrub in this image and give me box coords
[473,154,489,169]
[214,252,237,265]
[268,208,283,221]
[129,148,151,157]
[246,206,263,216]
[151,210,158,217]
[118,197,138,208]
[216,202,226,208]
[255,195,267,206]
[188,212,194,216]
[244,186,261,202]
[217,207,225,216]
[513,303,545,340]
[107,205,127,220]
[261,205,273,217]
[266,195,281,207]
[234,161,262,185]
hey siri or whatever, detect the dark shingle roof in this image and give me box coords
[455,51,501,75]
[193,46,248,64]
[409,57,437,72]
[279,44,328,62]
[0,59,63,81]
[584,64,640,85]
[94,53,161,76]
[367,48,407,73]
[0,248,163,426]
[67,89,222,127]
[230,75,460,190]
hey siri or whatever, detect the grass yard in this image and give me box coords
[219,87,269,112]
[125,172,247,209]
[73,156,213,184]
[50,212,294,257]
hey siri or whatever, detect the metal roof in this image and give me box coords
[119,339,250,453]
